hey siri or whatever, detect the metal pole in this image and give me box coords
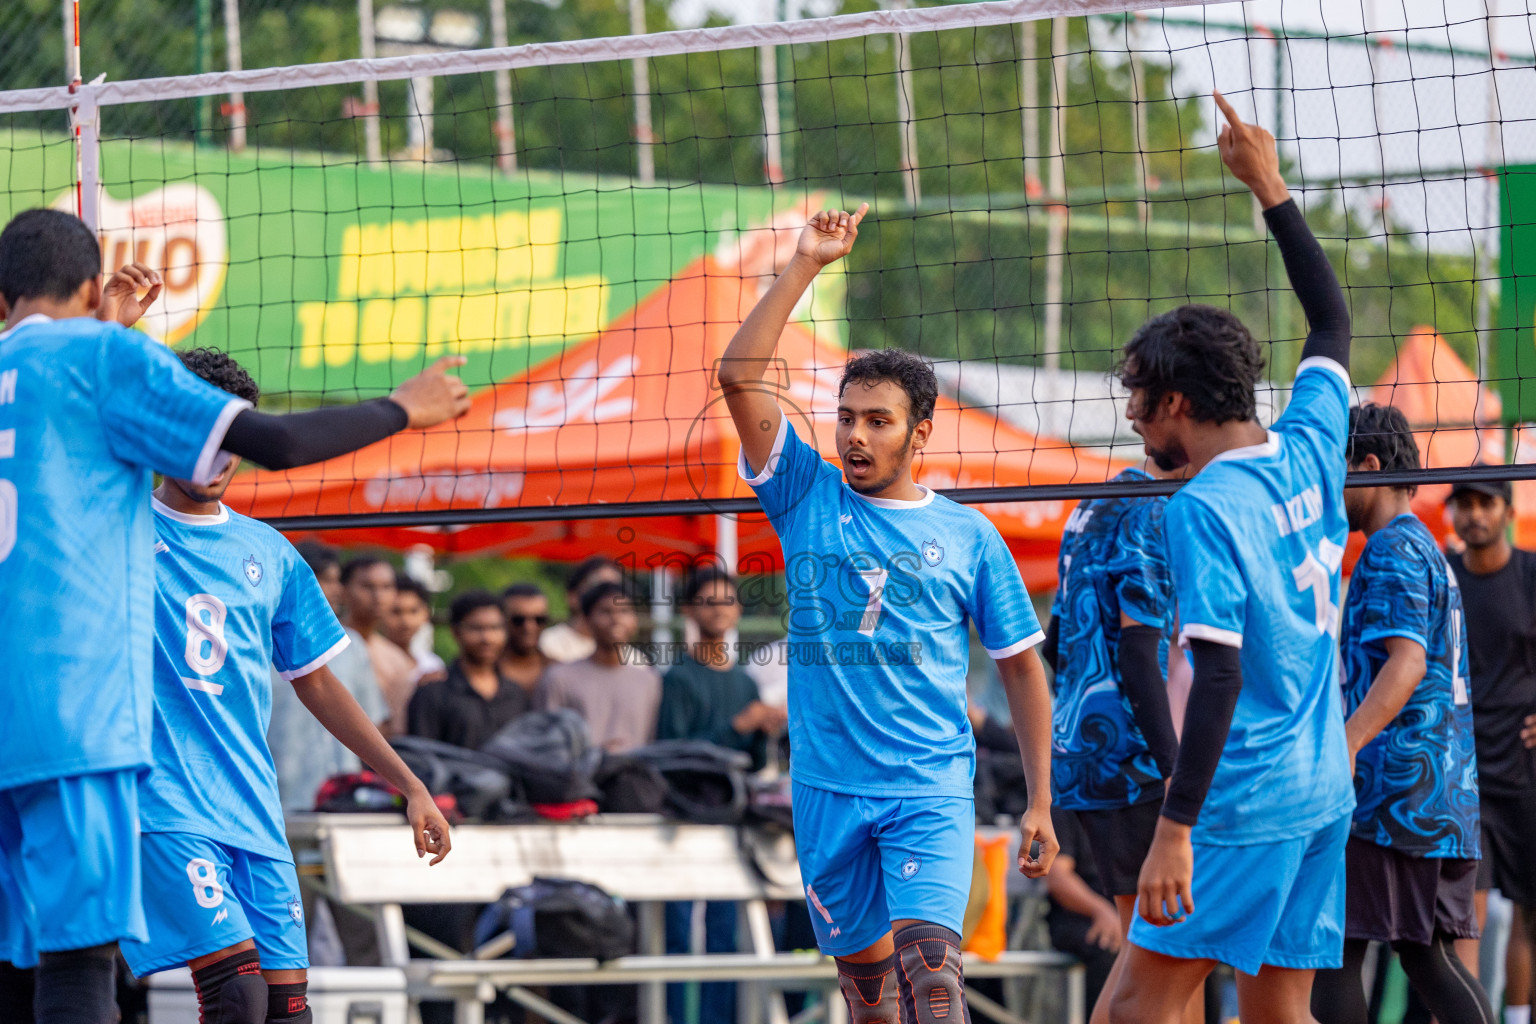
[716,514,738,577]
[1476,0,1502,433]
[489,0,516,173]
[895,17,920,206]
[759,43,783,183]
[630,0,655,184]
[62,0,78,86]
[1366,0,1388,230]
[67,0,83,220]
[357,0,383,165]
[407,76,435,161]
[196,0,213,136]
[223,0,247,151]
[1020,19,1039,193]
[1042,16,1068,370]
[1128,16,1150,222]
[777,0,794,183]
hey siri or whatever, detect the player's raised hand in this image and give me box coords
[1214,91,1290,209]
[96,261,163,328]
[796,204,869,267]
[391,355,472,429]
[1137,818,1194,927]
[406,789,453,866]
[1016,803,1059,878]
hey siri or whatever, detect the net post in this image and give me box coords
[1020,18,1039,193]
[222,0,247,152]
[759,43,783,184]
[894,0,920,207]
[488,0,516,173]
[630,0,655,184]
[76,91,100,233]
[356,0,383,166]
[1042,15,1069,371]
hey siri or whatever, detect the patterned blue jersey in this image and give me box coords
[0,315,248,790]
[1341,514,1479,858]
[743,417,1043,798]
[1166,358,1356,845]
[141,498,347,858]
[1049,468,1173,810]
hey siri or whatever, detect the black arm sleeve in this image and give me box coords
[1263,198,1352,371]
[1118,625,1179,778]
[1041,615,1060,675]
[221,399,410,471]
[1160,639,1243,826]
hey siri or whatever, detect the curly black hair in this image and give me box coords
[1348,402,1419,492]
[177,347,260,405]
[839,348,938,430]
[1117,304,1264,424]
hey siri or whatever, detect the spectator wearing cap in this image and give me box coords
[407,591,540,751]
[541,556,624,663]
[657,570,785,770]
[385,574,447,685]
[1446,473,1536,999]
[542,581,661,753]
[499,583,553,701]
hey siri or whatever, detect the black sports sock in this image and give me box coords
[34,943,118,1024]
[192,947,267,1024]
[267,979,313,1023]
[1311,939,1370,1024]
[1396,931,1495,1024]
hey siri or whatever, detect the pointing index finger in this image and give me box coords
[1213,90,1244,131]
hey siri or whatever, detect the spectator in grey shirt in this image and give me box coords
[543,581,660,753]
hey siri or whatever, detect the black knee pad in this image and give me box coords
[215,972,269,1024]
[894,924,969,1024]
[837,955,900,1024]
[268,979,314,1023]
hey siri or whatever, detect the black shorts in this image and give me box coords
[1345,837,1479,944]
[1075,798,1161,898]
[1478,789,1536,906]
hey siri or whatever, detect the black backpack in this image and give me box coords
[481,709,603,804]
[593,753,669,814]
[629,740,751,825]
[474,878,636,962]
[389,735,524,822]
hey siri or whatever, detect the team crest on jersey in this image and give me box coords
[921,539,944,567]
[900,855,922,880]
[242,555,263,587]
[288,897,303,924]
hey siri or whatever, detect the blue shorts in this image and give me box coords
[0,769,146,967]
[1128,813,1350,976]
[791,781,974,957]
[119,832,308,977]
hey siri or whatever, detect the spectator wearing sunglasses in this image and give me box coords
[406,590,542,750]
[499,583,553,701]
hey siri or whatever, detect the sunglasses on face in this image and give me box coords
[508,614,550,627]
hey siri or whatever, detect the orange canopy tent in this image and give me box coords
[226,222,1121,589]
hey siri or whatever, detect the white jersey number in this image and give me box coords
[1291,539,1344,637]
[0,479,15,564]
[186,858,225,909]
[184,593,230,677]
[856,569,889,638]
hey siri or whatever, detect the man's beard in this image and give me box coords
[1145,441,1186,473]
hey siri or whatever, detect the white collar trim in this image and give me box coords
[0,313,55,340]
[1203,430,1280,470]
[152,495,230,525]
[852,484,936,509]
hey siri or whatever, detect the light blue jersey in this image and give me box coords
[142,498,347,859]
[0,315,248,790]
[742,417,1043,799]
[1165,357,1356,845]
